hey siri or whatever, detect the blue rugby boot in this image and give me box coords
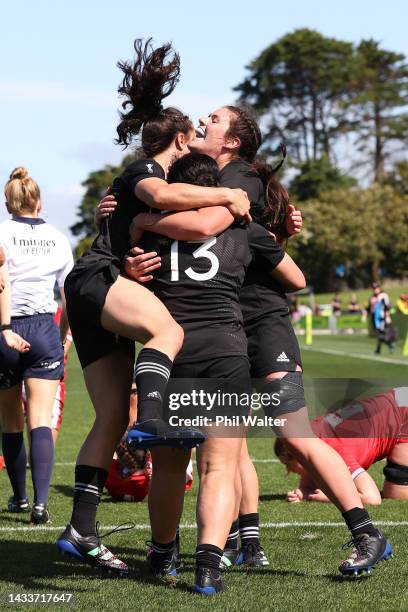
[194,567,226,595]
[57,522,132,577]
[339,530,393,577]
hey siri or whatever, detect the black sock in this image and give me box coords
[196,544,223,572]
[30,427,54,505]
[342,507,377,538]
[70,465,108,537]
[134,348,172,424]
[239,513,260,546]
[2,432,27,500]
[225,518,240,550]
[151,538,176,563]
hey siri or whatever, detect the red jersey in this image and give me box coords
[311,388,408,479]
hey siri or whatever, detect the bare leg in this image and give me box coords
[149,447,190,543]
[239,438,259,515]
[77,350,134,470]
[101,275,183,358]
[196,435,243,548]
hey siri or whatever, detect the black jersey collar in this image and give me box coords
[11,216,46,225]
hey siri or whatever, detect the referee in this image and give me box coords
[0,167,73,524]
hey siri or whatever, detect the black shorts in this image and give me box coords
[0,314,64,390]
[245,310,302,378]
[167,354,251,421]
[65,264,135,370]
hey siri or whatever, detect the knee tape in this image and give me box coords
[261,372,306,417]
[383,460,408,485]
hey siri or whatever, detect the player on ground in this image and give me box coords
[57,38,250,577]
[0,167,73,524]
[125,152,305,594]
[275,387,408,504]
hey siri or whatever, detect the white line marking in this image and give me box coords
[1,521,407,533]
[302,345,407,366]
[52,459,279,467]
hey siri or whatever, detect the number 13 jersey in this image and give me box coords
[139,222,284,364]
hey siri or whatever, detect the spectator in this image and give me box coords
[347,293,361,314]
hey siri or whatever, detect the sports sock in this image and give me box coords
[196,544,223,572]
[225,518,240,549]
[342,507,377,538]
[2,432,27,500]
[239,513,260,546]
[70,465,108,537]
[29,427,54,505]
[151,538,176,564]
[134,348,172,424]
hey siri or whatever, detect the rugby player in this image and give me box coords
[275,387,408,505]
[57,39,250,577]
[125,152,305,593]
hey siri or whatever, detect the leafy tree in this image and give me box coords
[288,185,408,291]
[290,156,356,201]
[70,154,133,256]
[234,29,354,164]
[345,40,408,182]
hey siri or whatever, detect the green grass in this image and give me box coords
[0,339,407,611]
[311,285,408,308]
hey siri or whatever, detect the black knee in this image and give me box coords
[383,460,408,485]
[261,372,305,418]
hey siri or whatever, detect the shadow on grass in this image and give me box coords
[259,493,287,501]
[0,539,201,592]
[50,484,74,498]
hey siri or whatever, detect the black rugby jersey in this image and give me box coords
[220,159,289,323]
[139,222,284,363]
[72,159,164,283]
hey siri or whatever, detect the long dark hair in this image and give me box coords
[253,145,291,238]
[115,38,193,155]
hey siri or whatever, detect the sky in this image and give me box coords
[1,0,407,245]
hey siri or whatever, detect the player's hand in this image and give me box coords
[0,245,5,267]
[0,278,5,293]
[286,488,304,503]
[307,489,327,502]
[2,330,31,353]
[227,189,252,223]
[125,247,161,283]
[95,188,117,226]
[285,204,302,236]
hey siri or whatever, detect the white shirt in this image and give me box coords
[0,217,74,316]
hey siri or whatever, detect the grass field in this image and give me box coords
[0,335,407,611]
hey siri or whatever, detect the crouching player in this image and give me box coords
[275,387,408,506]
[106,386,194,501]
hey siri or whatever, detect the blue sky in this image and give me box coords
[1,0,407,244]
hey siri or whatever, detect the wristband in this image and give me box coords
[0,323,12,332]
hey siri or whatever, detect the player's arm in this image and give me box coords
[0,259,30,353]
[96,178,251,224]
[270,254,306,292]
[130,207,234,242]
[354,471,382,505]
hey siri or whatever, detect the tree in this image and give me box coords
[234,29,355,164]
[288,185,408,291]
[70,154,133,256]
[347,40,408,182]
[290,156,356,201]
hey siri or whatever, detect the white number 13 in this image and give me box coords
[170,237,219,282]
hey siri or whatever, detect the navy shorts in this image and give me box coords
[0,314,64,390]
